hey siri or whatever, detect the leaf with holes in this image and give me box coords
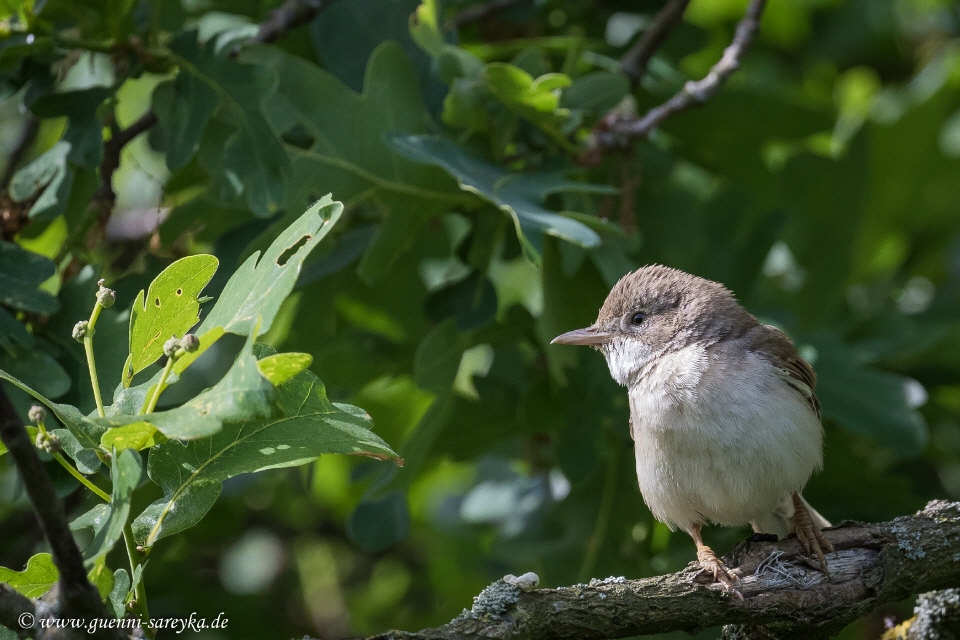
[132,366,400,547]
[0,553,58,598]
[196,195,341,338]
[125,254,218,385]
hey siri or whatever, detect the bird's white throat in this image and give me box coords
[601,336,655,387]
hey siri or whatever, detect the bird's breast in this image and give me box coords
[626,343,823,532]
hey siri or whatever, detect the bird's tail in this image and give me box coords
[751,494,830,539]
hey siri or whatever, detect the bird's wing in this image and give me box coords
[743,325,821,420]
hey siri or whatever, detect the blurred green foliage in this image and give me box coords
[1,0,960,638]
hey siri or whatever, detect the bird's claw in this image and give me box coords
[793,498,834,578]
[695,546,744,600]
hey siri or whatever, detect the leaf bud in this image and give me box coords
[180,334,200,353]
[72,321,90,342]
[28,405,45,424]
[35,430,61,455]
[96,284,116,309]
[163,336,180,357]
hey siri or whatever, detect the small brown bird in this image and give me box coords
[552,265,833,589]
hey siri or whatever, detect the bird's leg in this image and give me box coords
[688,524,740,594]
[791,493,833,577]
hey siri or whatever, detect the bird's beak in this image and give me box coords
[551,326,611,346]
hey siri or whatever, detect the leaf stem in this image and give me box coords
[143,356,175,415]
[53,453,111,502]
[84,303,106,418]
[123,525,151,629]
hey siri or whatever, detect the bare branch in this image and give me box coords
[0,388,122,639]
[445,0,528,31]
[93,110,159,209]
[582,0,766,165]
[620,0,691,85]
[367,501,960,640]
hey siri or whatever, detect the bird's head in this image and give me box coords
[551,265,756,386]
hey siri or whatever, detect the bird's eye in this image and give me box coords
[631,312,646,326]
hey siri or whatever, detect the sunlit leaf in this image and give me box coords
[126,254,218,384]
[0,553,58,598]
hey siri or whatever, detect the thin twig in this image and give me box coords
[581,0,767,165]
[94,110,159,208]
[0,388,121,638]
[1,116,39,190]
[620,0,691,85]
[249,0,335,46]
[446,0,528,31]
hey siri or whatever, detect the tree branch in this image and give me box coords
[93,110,159,209]
[249,0,335,46]
[620,0,691,86]
[581,0,766,165]
[0,388,122,639]
[367,501,960,640]
[0,584,34,640]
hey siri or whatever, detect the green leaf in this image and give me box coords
[808,333,928,455]
[152,72,218,170]
[483,64,573,145]
[409,0,444,57]
[8,141,74,222]
[0,240,59,314]
[87,561,113,599]
[389,135,615,263]
[169,31,290,216]
[100,332,274,440]
[126,254,218,383]
[107,569,130,619]
[133,367,400,547]
[0,307,70,398]
[413,319,465,394]
[100,422,158,450]
[247,42,465,277]
[256,352,312,386]
[0,553,58,597]
[0,369,105,468]
[30,87,111,167]
[196,196,341,338]
[346,492,410,552]
[69,449,141,565]
[560,70,629,116]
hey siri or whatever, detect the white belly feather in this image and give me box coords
[620,342,823,533]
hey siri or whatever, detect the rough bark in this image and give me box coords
[367,501,960,640]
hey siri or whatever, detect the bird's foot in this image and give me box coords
[695,545,743,599]
[792,495,834,577]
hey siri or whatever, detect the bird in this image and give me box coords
[551,265,833,590]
